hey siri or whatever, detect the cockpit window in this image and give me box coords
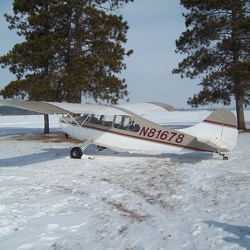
[83,114,140,132]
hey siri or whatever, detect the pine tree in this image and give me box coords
[0,0,133,104]
[173,0,250,130]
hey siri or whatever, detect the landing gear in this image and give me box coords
[70,140,91,159]
[223,155,228,160]
[219,152,228,160]
[70,147,83,159]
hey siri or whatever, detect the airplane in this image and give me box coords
[0,100,238,160]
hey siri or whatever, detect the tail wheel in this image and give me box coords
[219,152,228,160]
[70,147,83,159]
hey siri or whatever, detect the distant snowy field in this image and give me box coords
[0,110,250,250]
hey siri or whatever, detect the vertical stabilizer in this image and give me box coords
[181,109,238,152]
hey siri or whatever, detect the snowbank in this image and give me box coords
[0,111,250,249]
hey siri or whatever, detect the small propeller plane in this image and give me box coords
[0,100,238,160]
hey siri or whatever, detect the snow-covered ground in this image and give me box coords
[0,111,250,250]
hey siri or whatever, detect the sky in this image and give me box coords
[0,0,204,109]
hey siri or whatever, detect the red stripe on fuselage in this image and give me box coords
[203,119,237,128]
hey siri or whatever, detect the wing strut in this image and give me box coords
[60,113,92,141]
[59,113,93,159]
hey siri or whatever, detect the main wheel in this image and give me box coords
[70,147,83,159]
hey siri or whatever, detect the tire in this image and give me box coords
[70,147,83,159]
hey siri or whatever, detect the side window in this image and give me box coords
[128,120,140,132]
[99,115,113,127]
[114,115,129,129]
[88,115,113,127]
[88,115,100,124]
[114,116,140,132]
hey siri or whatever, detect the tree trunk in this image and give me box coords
[231,2,246,131]
[44,114,50,134]
[235,94,246,131]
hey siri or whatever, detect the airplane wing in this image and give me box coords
[0,100,174,117]
[0,100,130,116]
[0,100,65,114]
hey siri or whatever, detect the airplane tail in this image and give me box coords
[181,109,238,152]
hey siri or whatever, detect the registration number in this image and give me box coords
[139,127,185,143]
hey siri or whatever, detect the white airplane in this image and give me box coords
[0,100,238,160]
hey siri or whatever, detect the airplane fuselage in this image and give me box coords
[59,112,218,153]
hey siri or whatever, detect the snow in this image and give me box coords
[0,111,250,250]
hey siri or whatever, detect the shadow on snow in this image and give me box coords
[0,147,70,167]
[0,143,214,167]
[205,221,250,250]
